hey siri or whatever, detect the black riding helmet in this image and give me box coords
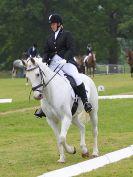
[48,14,63,24]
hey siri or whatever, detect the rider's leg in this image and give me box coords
[76,82,92,112]
[83,55,88,63]
[62,63,92,113]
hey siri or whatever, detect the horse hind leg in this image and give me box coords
[12,67,16,79]
[89,111,99,157]
[72,116,89,158]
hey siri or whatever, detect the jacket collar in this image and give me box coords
[55,28,64,40]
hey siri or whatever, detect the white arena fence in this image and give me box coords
[37,95,133,177]
[37,145,133,177]
[0,99,12,103]
[95,64,130,75]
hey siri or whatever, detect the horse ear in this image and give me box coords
[22,59,26,66]
[31,57,35,65]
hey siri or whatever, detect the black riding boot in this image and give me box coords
[77,83,92,113]
[34,108,46,118]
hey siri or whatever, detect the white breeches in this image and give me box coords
[84,55,88,63]
[49,54,82,86]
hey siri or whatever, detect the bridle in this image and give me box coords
[26,65,45,92]
[26,62,64,97]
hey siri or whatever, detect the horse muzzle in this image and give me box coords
[33,91,43,100]
[32,83,43,100]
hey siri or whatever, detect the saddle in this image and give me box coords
[53,66,79,115]
[64,74,79,115]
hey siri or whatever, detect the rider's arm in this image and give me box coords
[64,31,76,62]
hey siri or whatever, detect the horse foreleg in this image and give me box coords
[89,111,99,157]
[72,116,89,158]
[92,67,95,77]
[46,118,66,163]
[60,116,76,155]
[85,66,88,75]
[25,78,29,86]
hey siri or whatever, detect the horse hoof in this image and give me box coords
[82,152,89,158]
[92,154,99,158]
[57,159,65,163]
[73,147,76,154]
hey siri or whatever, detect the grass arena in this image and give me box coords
[0,73,133,177]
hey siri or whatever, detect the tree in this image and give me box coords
[0,0,133,69]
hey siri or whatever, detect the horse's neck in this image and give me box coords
[88,54,94,62]
[40,64,65,90]
[41,66,70,105]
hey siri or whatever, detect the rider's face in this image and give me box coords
[50,23,59,32]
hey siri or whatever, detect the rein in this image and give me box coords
[44,64,64,87]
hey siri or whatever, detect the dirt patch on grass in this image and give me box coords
[0,107,39,116]
[119,92,133,95]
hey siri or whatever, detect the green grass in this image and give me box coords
[0,74,133,177]
[93,73,133,95]
[0,78,39,111]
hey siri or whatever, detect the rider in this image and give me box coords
[34,13,92,118]
[83,44,93,63]
[27,43,38,57]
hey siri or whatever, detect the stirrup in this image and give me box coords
[34,109,46,118]
[84,102,92,113]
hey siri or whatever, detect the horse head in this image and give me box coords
[22,57,44,100]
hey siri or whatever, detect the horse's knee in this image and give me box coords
[59,136,65,144]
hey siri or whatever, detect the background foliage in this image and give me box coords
[0,0,133,69]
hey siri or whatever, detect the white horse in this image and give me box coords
[12,59,25,78]
[22,57,99,163]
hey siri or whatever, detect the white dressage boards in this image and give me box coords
[37,95,133,177]
[0,99,12,103]
[1,95,133,103]
[37,145,133,177]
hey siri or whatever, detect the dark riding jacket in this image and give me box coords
[43,28,77,65]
